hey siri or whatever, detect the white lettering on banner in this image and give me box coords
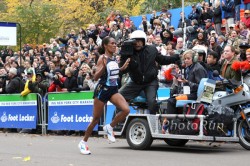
[75,115,93,122]
[61,115,74,122]
[19,114,35,121]
[8,114,18,121]
[0,101,37,106]
[0,113,35,122]
[51,112,93,123]
[48,100,93,106]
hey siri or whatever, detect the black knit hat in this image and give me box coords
[53,68,62,75]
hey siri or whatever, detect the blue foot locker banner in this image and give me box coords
[47,92,97,131]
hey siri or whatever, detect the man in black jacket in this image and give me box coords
[119,30,180,114]
[2,67,24,94]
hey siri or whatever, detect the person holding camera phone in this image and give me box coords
[77,63,93,91]
[119,30,180,115]
[78,37,130,155]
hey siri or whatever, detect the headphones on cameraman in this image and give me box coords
[193,51,199,63]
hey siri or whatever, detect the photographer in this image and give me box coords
[3,68,24,94]
[119,30,180,114]
[77,63,92,90]
[150,10,158,29]
[139,15,151,34]
[48,69,66,92]
[82,71,95,91]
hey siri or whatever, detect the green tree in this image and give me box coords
[0,0,61,45]
[15,3,61,45]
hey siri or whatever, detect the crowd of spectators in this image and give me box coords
[1,0,250,134]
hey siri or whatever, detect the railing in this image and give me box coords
[0,87,170,135]
[0,93,42,131]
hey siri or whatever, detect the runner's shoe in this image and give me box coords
[103,124,116,143]
[78,140,91,155]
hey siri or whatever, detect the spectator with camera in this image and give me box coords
[86,24,99,45]
[152,19,163,36]
[77,63,92,90]
[48,69,66,92]
[82,71,95,91]
[188,5,200,21]
[199,2,213,28]
[61,66,79,92]
[150,10,158,29]
[159,13,170,28]
[139,15,151,34]
[204,19,215,39]
[44,61,57,84]
[119,30,180,114]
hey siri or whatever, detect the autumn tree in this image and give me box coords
[0,0,199,47]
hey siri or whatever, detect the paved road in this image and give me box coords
[0,133,249,166]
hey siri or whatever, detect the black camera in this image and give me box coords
[120,39,136,57]
[53,74,59,81]
[0,74,7,79]
[86,71,92,77]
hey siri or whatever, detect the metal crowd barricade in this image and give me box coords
[0,93,43,132]
[0,88,170,135]
[44,91,98,135]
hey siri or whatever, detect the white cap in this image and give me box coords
[229,24,235,28]
[211,30,216,34]
[130,30,147,43]
[9,67,17,75]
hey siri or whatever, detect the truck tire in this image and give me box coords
[164,139,188,146]
[126,118,153,150]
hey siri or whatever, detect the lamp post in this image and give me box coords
[182,0,187,50]
[16,23,22,66]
